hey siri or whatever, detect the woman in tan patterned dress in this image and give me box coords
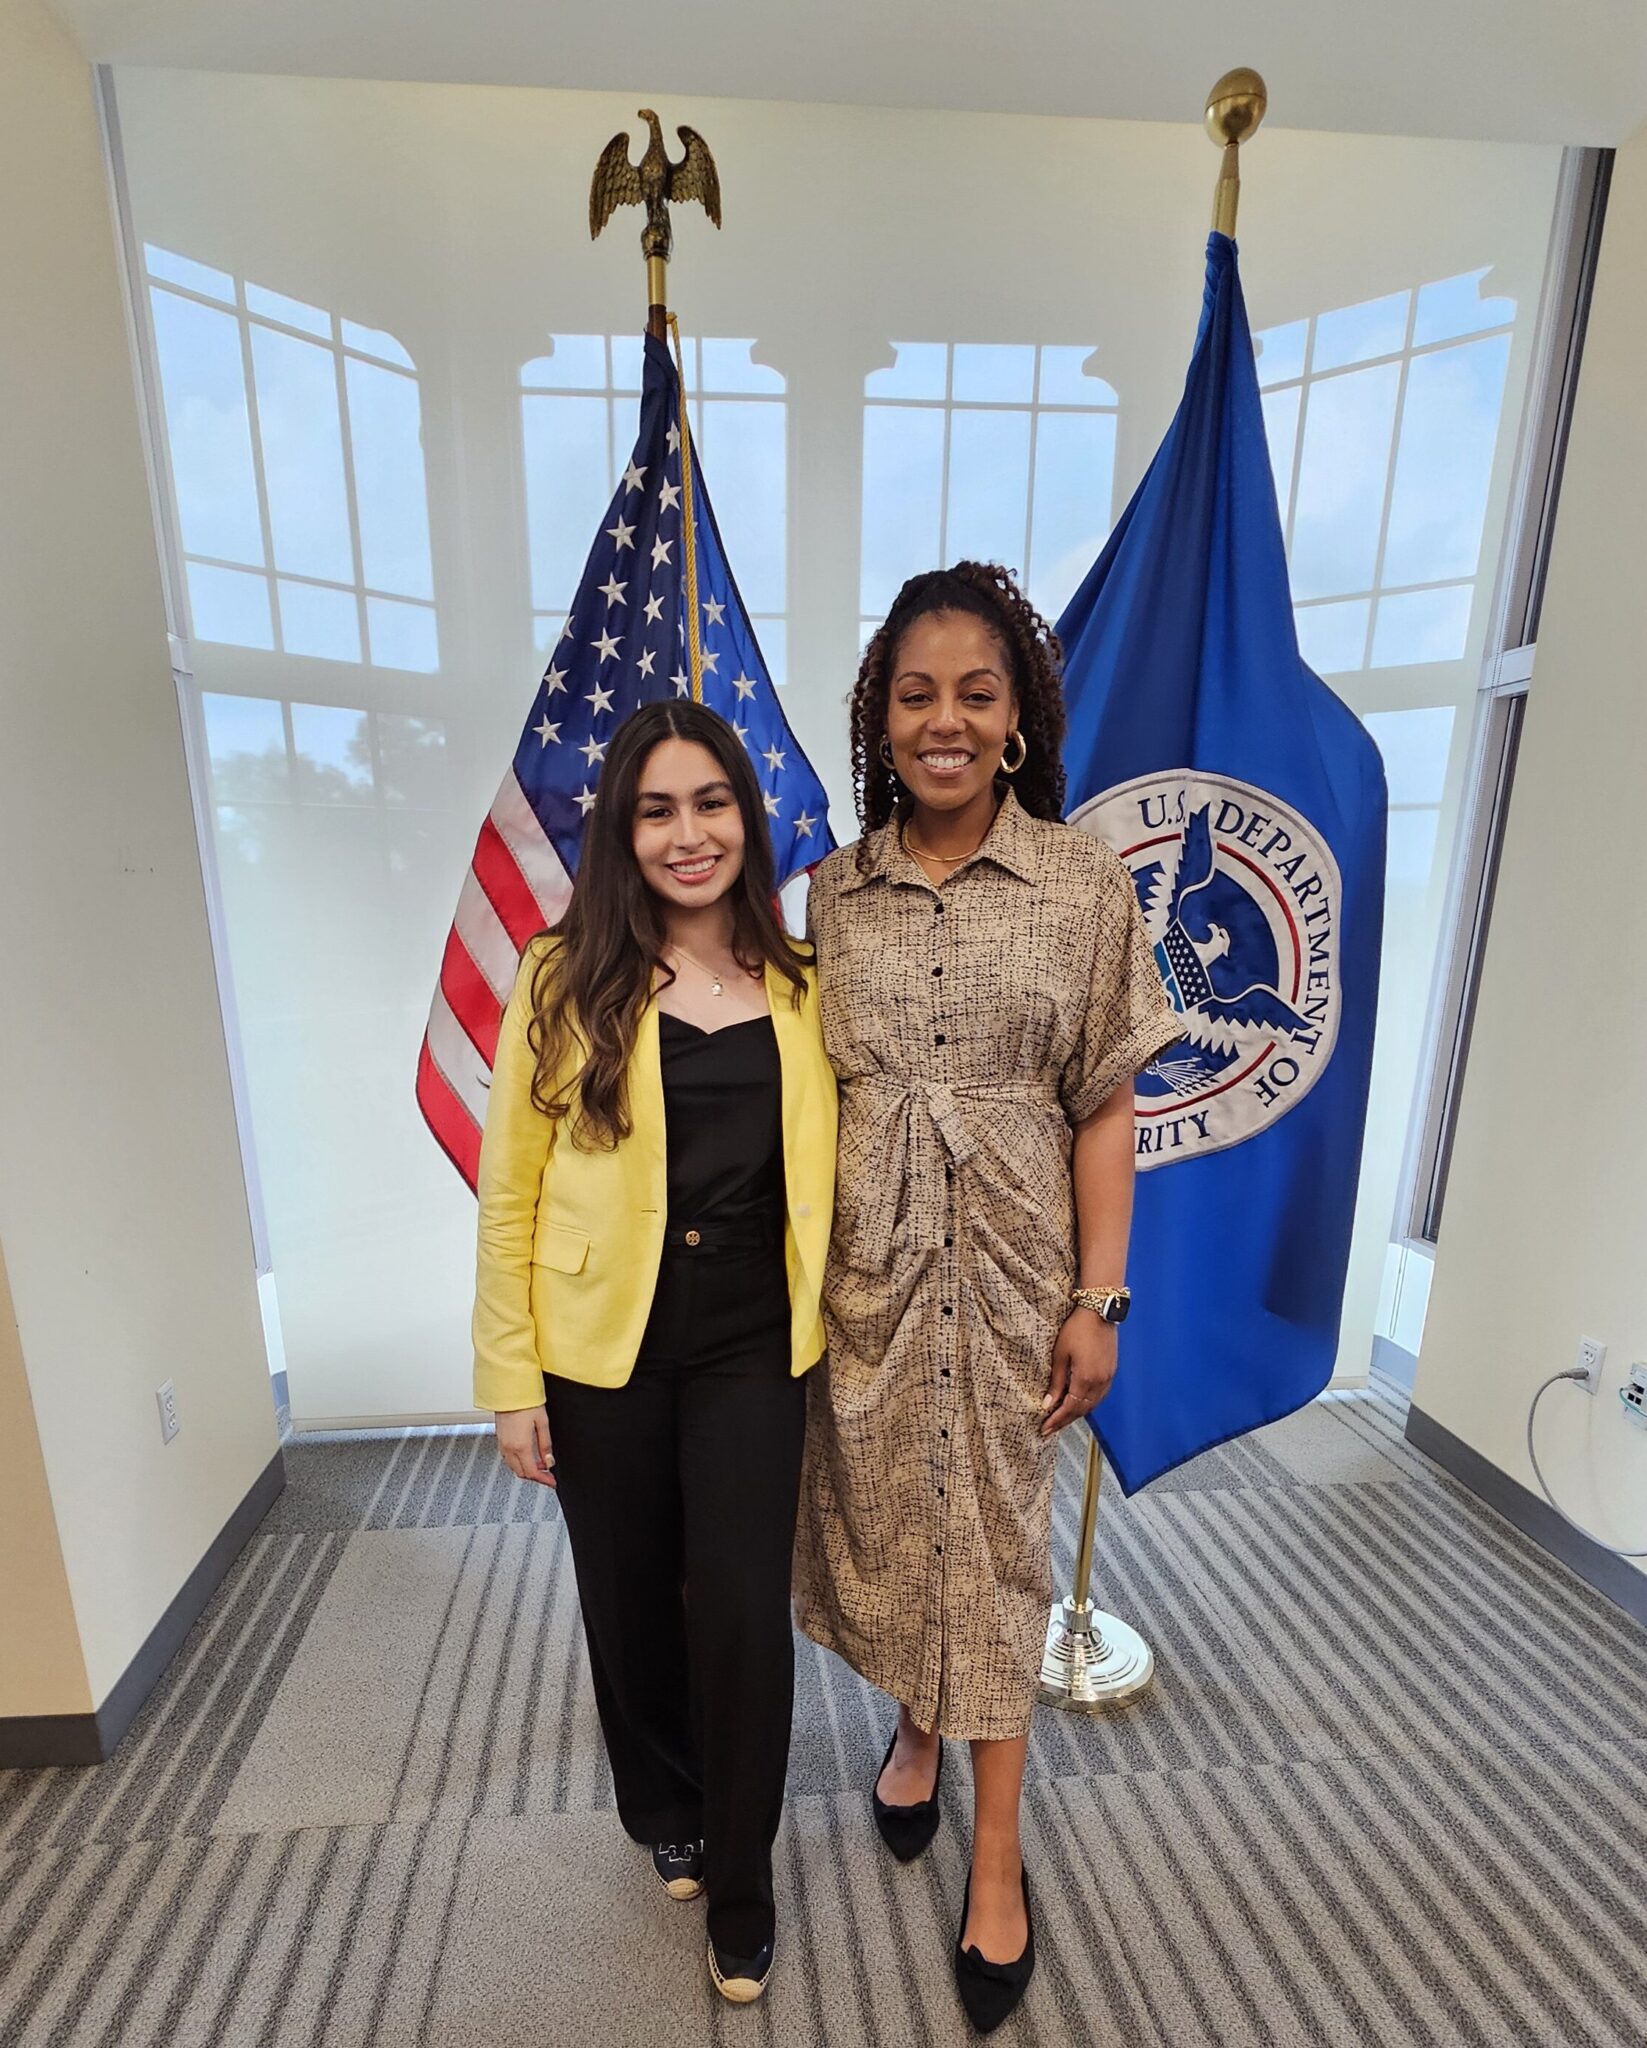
[794,562,1180,2030]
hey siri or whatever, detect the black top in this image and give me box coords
[658,1010,785,1230]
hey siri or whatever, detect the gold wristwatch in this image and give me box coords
[1071,1285,1131,1325]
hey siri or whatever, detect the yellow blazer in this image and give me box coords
[473,937,837,1410]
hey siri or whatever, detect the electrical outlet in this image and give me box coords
[1574,1337,1606,1393]
[156,1380,180,1444]
[1621,1363,1647,1431]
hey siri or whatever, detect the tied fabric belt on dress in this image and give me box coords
[836,1075,1060,1276]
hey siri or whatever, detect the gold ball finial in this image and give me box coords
[1204,68,1268,148]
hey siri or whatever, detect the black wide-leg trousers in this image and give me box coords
[542,1236,805,1956]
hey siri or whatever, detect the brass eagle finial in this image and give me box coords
[589,109,722,266]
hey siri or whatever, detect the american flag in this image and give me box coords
[417,330,836,1187]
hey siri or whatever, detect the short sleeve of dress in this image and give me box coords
[1059,846,1183,1123]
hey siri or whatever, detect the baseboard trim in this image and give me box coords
[0,1447,286,1769]
[1404,1404,1647,1627]
[1370,1335,1417,1392]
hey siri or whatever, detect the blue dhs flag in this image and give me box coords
[1058,233,1388,1493]
[419,331,834,1186]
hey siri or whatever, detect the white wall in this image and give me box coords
[108,68,1561,1424]
[0,0,278,1717]
[1414,125,1647,1575]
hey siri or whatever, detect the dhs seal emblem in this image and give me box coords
[1070,771,1343,1171]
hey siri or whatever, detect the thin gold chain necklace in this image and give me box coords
[668,940,748,998]
[901,819,989,865]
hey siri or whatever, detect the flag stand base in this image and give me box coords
[1037,1436,1155,1712]
[1037,1596,1154,1711]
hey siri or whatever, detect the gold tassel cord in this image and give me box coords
[666,314,704,705]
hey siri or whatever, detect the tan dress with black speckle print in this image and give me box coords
[792,789,1182,1740]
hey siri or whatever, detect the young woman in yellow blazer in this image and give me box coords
[473,700,836,2005]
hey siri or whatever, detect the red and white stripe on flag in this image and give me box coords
[415,768,573,1189]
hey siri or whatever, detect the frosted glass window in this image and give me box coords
[1413,268,1517,346]
[378,715,449,808]
[946,408,1032,566]
[700,339,784,393]
[1289,362,1402,599]
[1261,384,1302,532]
[251,325,353,583]
[1259,271,1516,674]
[1028,410,1115,622]
[188,561,274,648]
[144,243,234,303]
[610,335,645,391]
[1255,319,1308,386]
[860,405,945,615]
[346,357,435,600]
[340,320,415,369]
[245,283,331,338]
[1295,597,1370,674]
[951,344,1036,403]
[523,394,610,612]
[701,398,785,614]
[1312,290,1410,371]
[1370,584,1474,668]
[149,262,434,668]
[367,596,440,672]
[1382,335,1511,587]
[1361,706,1456,806]
[757,618,787,688]
[292,702,374,797]
[202,692,288,800]
[861,341,1117,629]
[150,290,263,565]
[522,336,787,663]
[1036,346,1116,406]
[866,343,948,400]
[1386,807,1441,890]
[277,579,362,663]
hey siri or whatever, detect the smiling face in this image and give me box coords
[883,609,1019,818]
[630,736,747,911]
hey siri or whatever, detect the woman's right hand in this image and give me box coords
[495,1404,556,1488]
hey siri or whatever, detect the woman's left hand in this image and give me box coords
[1040,1311,1119,1437]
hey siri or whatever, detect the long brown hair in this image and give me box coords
[849,560,1067,848]
[528,700,810,1149]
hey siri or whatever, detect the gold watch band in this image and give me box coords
[1071,1285,1130,1317]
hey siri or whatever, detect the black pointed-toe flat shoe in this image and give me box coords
[954,1867,1036,2034]
[871,1726,943,1860]
[708,1933,775,2004]
[650,1838,705,1900]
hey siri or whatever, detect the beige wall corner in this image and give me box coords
[0,0,280,1719]
[0,1245,93,1719]
[1413,126,1647,1574]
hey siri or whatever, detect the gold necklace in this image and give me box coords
[668,940,745,998]
[901,819,989,865]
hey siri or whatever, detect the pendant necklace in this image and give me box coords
[670,941,733,997]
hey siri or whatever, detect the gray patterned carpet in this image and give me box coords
[3,1373,1646,2047]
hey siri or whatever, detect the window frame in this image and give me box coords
[1396,146,1612,1249]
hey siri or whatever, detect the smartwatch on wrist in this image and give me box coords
[1071,1285,1131,1325]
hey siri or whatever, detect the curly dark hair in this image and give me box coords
[849,561,1067,841]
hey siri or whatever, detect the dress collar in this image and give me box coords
[838,786,1044,891]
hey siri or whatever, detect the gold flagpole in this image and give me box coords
[589,111,723,704]
[1040,67,1268,1716]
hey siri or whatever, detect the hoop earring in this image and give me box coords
[879,737,896,770]
[1000,730,1028,775]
